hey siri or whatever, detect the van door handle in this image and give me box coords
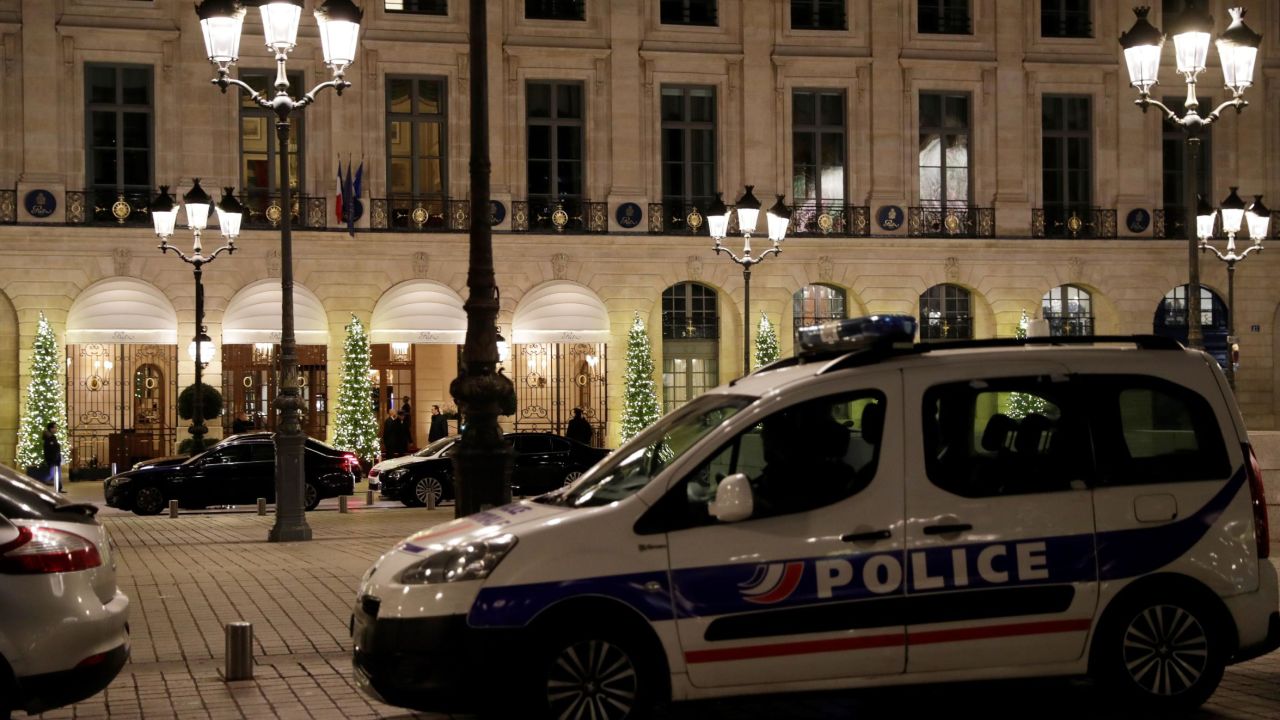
[841,529,892,543]
[923,523,973,535]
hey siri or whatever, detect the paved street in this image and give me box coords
[33,481,1280,719]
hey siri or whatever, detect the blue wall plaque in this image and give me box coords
[1126,208,1151,233]
[616,202,643,229]
[24,189,56,218]
[490,200,506,226]
[876,205,904,231]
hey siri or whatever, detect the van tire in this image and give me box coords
[1092,591,1227,712]
[522,624,662,720]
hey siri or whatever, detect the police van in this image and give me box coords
[352,316,1279,718]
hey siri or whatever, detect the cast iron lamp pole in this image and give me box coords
[449,0,516,518]
[1196,188,1270,390]
[708,187,791,373]
[195,0,363,541]
[1119,3,1261,349]
[150,181,243,449]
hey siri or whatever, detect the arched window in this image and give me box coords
[919,284,973,340]
[1154,284,1229,367]
[793,284,847,342]
[662,282,719,412]
[1041,285,1094,336]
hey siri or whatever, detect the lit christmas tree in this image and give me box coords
[16,313,70,469]
[1007,309,1048,419]
[620,312,661,442]
[754,312,780,369]
[332,315,379,462]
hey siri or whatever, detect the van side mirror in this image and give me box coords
[709,473,754,523]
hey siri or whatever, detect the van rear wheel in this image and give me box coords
[1094,594,1226,712]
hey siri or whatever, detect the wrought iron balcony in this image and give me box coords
[512,197,607,233]
[908,206,995,238]
[789,204,870,237]
[239,193,328,230]
[370,197,470,231]
[66,189,154,226]
[1042,314,1096,336]
[1032,207,1117,239]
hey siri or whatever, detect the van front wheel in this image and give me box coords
[529,627,659,720]
[1094,595,1226,712]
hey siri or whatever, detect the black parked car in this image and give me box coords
[103,432,358,515]
[376,432,611,507]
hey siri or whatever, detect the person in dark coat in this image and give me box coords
[42,422,63,491]
[400,396,415,449]
[231,411,254,434]
[428,404,449,442]
[565,408,593,446]
[382,409,407,459]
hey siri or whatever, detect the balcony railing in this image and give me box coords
[513,197,607,233]
[908,206,995,238]
[0,189,14,224]
[67,189,154,226]
[239,193,328,230]
[370,197,471,231]
[1032,207,1117,239]
[789,204,871,237]
[1042,314,1096,336]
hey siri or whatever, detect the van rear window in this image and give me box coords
[1093,377,1232,485]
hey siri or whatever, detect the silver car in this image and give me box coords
[0,465,129,717]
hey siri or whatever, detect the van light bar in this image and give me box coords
[796,315,917,355]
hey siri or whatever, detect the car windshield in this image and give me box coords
[546,394,751,508]
[415,437,457,458]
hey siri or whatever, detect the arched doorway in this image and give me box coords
[221,279,330,439]
[1042,285,1095,336]
[919,284,973,340]
[66,277,178,471]
[662,282,719,413]
[511,281,611,444]
[1154,284,1229,367]
[793,284,847,342]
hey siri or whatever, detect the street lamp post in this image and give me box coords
[150,180,243,448]
[1196,188,1270,390]
[708,187,791,373]
[194,0,363,541]
[1119,3,1261,349]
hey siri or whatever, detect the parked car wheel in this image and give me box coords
[1093,591,1227,712]
[304,483,320,511]
[132,486,166,516]
[563,470,582,486]
[409,476,443,508]
[528,625,661,720]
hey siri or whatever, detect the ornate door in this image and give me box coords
[66,343,177,471]
[512,342,607,445]
[222,344,328,439]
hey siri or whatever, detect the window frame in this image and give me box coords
[239,69,307,200]
[660,85,718,212]
[84,63,154,196]
[790,0,846,31]
[1040,0,1092,39]
[1041,94,1093,213]
[383,0,448,14]
[524,0,585,21]
[385,75,449,200]
[526,80,586,202]
[791,89,847,207]
[793,284,848,342]
[917,0,971,34]
[919,284,973,340]
[917,91,972,208]
[660,0,718,26]
[662,282,720,414]
[1041,285,1095,337]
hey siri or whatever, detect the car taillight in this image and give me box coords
[368,467,379,478]
[0,525,103,574]
[1245,443,1270,560]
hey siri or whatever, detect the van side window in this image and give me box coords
[923,377,1091,497]
[1090,376,1231,485]
[639,391,885,532]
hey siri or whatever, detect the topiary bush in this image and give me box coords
[178,383,224,421]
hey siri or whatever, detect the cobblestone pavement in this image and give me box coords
[33,481,1280,719]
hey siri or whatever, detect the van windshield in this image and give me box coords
[547,394,751,508]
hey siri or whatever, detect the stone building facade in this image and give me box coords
[1,0,1278,467]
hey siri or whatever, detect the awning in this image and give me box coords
[67,277,178,344]
[512,281,611,344]
[222,278,329,344]
[371,280,467,344]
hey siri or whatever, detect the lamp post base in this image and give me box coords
[268,523,313,543]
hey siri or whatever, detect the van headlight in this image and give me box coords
[397,534,517,585]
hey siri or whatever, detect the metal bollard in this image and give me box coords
[339,495,349,514]
[168,499,178,518]
[427,490,436,510]
[366,489,374,506]
[224,622,254,681]
[257,498,266,516]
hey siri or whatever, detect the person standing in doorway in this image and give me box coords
[565,408,593,446]
[42,422,63,492]
[428,404,449,442]
[400,395,415,450]
[382,408,406,459]
[231,411,254,435]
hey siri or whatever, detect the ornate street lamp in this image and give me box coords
[1119,3,1261,349]
[1198,187,1268,389]
[195,0,362,541]
[709,186,792,373]
[150,179,241,450]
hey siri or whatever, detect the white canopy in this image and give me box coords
[371,280,467,344]
[67,277,178,344]
[222,278,329,344]
[512,281,611,344]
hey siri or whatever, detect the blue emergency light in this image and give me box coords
[796,314,917,355]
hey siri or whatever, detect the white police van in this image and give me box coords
[352,316,1279,718]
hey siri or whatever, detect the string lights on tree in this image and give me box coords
[332,315,379,463]
[620,312,661,442]
[753,312,780,370]
[16,313,70,470]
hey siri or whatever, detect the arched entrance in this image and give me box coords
[662,281,719,413]
[66,277,178,471]
[1154,284,1229,367]
[511,281,610,444]
[370,280,468,446]
[221,279,330,439]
